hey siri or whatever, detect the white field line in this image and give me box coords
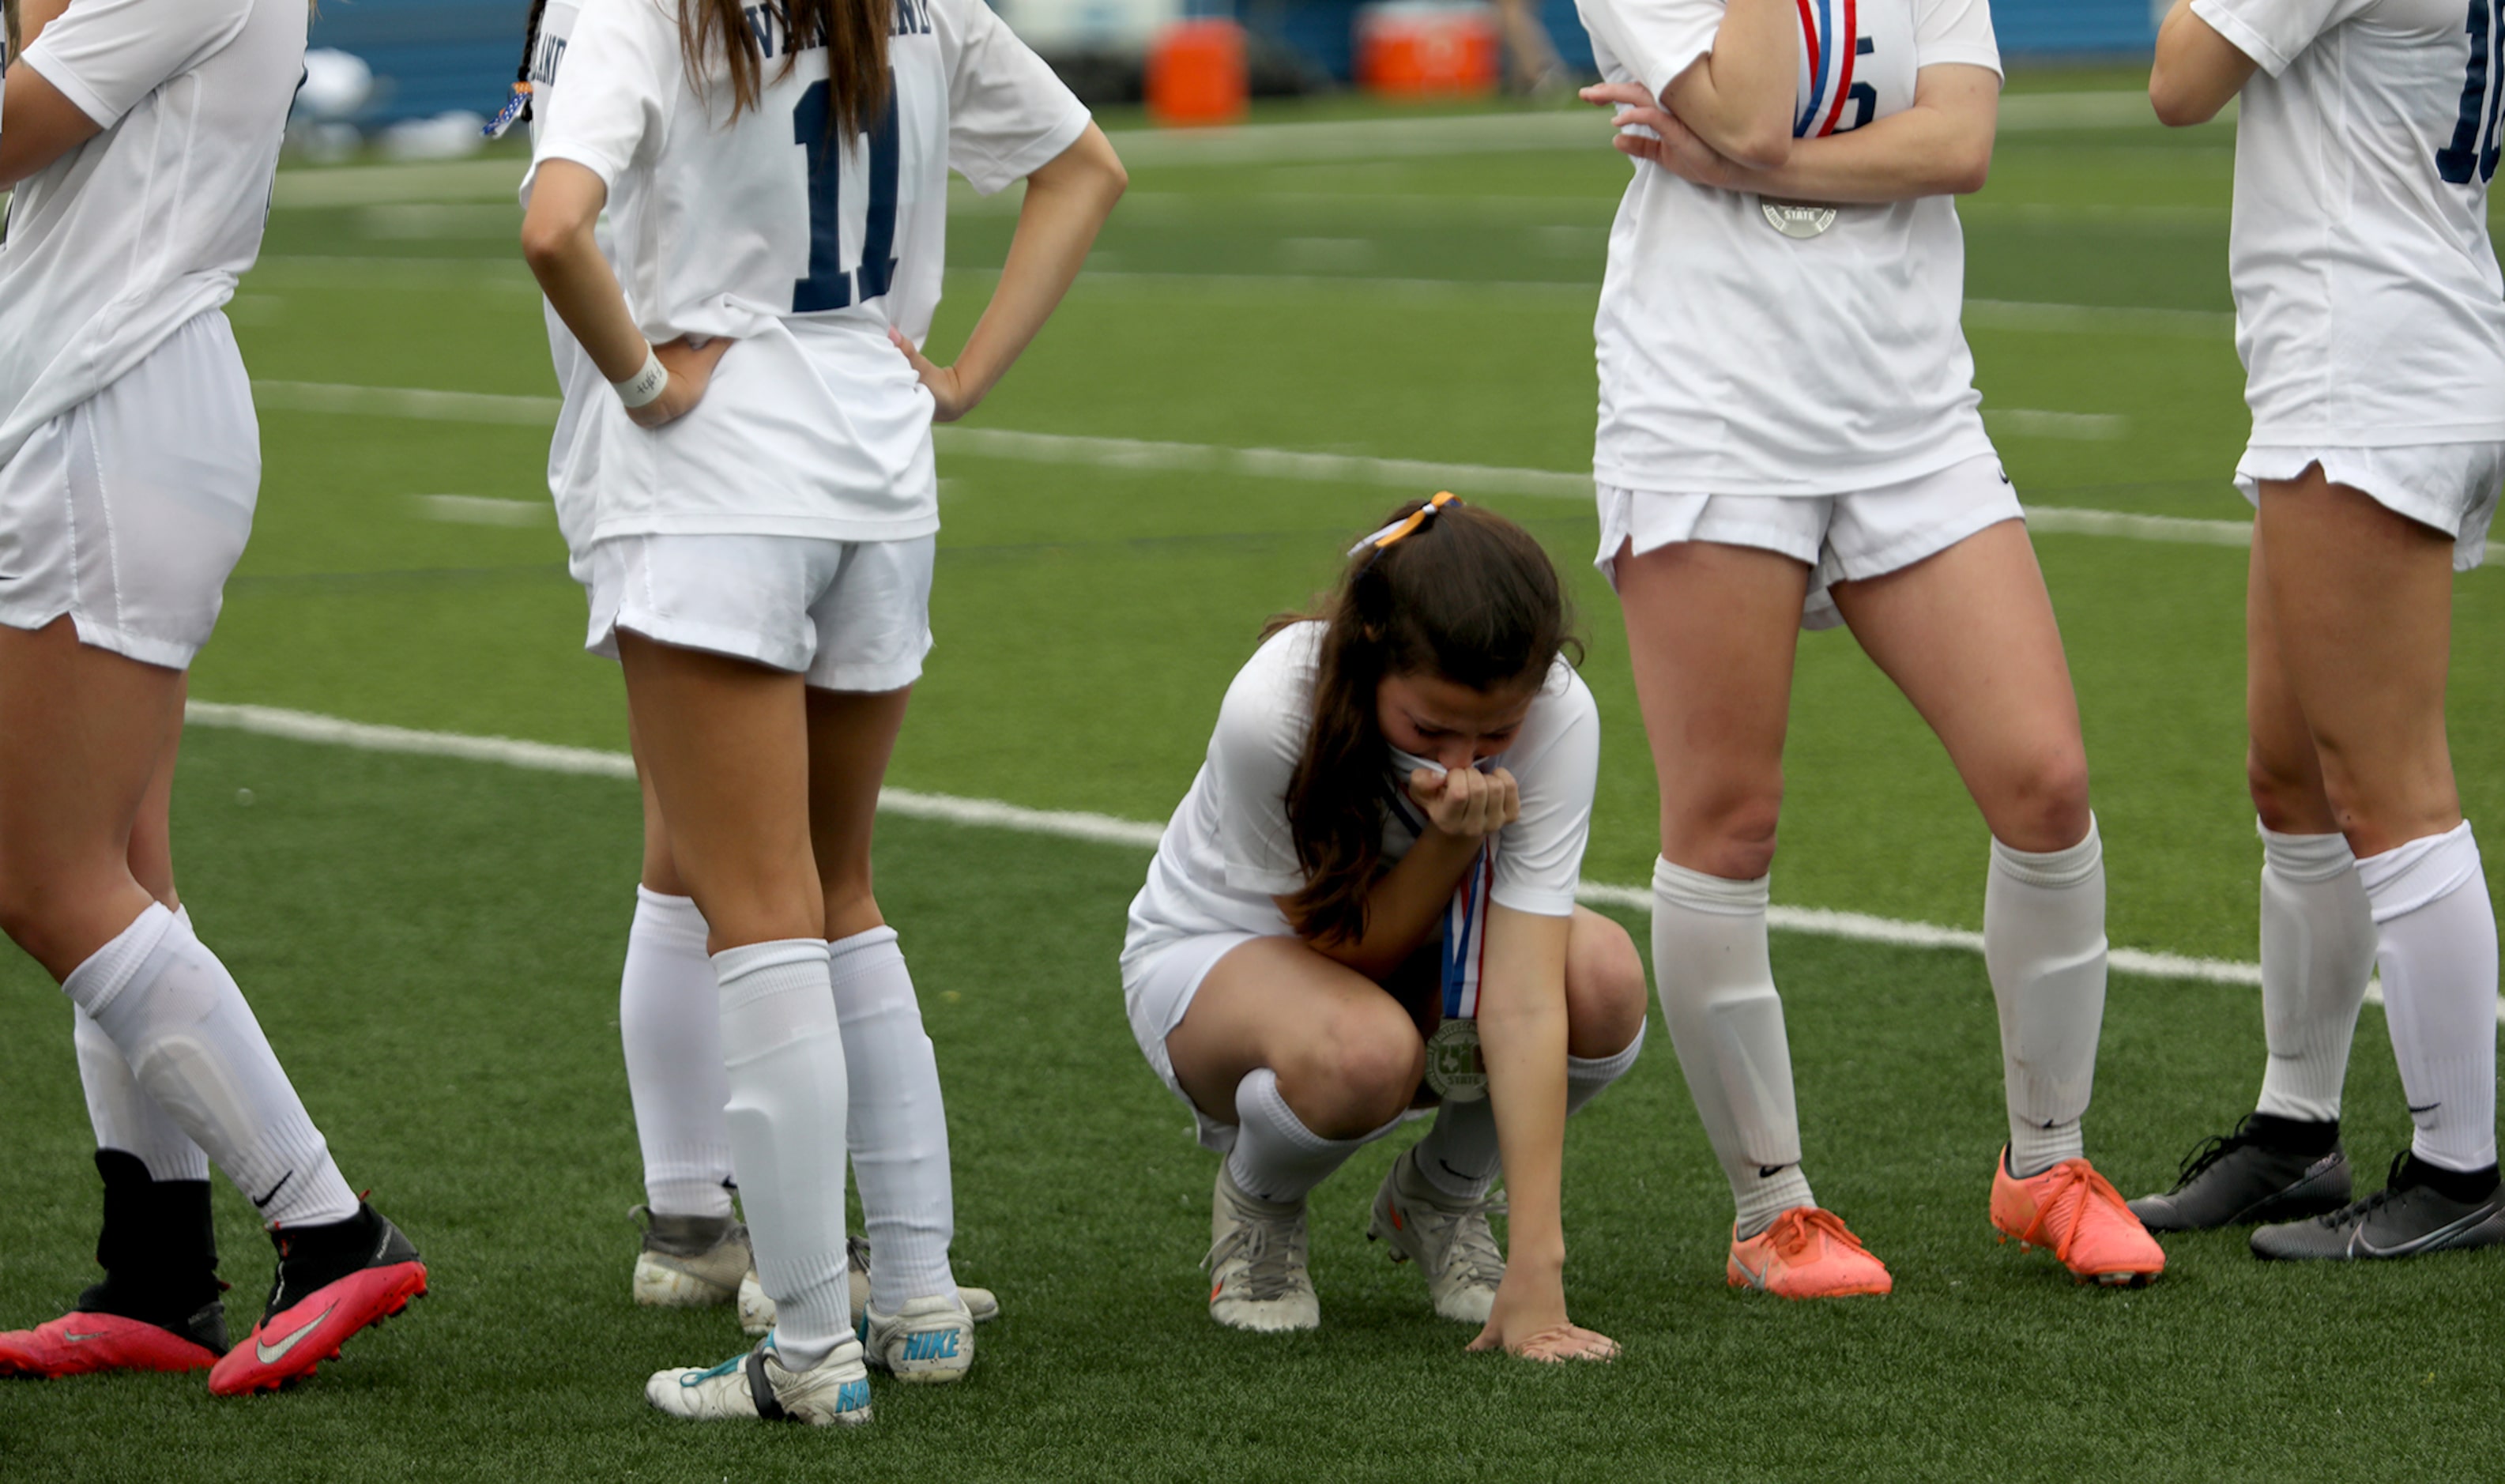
[1987,409,2126,442]
[414,494,550,526]
[1965,299,2235,338]
[184,700,2499,1019]
[256,381,2258,546]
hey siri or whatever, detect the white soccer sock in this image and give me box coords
[1651,858,1814,1237]
[827,925,956,1313]
[714,938,852,1370]
[620,889,735,1220]
[1223,1068,1403,1206]
[1984,820,2108,1179]
[1411,1021,1648,1201]
[64,903,358,1230]
[2254,825,2376,1124]
[2356,823,2499,1173]
[73,906,213,1183]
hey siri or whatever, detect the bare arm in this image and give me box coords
[890,122,1126,421]
[1598,62,1998,203]
[1281,766,1516,981]
[519,159,725,427]
[1654,0,1798,170]
[2149,0,2257,127]
[1463,906,1616,1362]
[0,0,100,186]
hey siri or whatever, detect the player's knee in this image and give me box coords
[1565,918,1648,1059]
[1666,787,1784,879]
[1990,748,2093,853]
[1300,1005,1423,1134]
[2247,745,2330,834]
[0,863,76,964]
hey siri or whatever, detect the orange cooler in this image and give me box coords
[1355,1,1500,97]
[1147,18,1249,127]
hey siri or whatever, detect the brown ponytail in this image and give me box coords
[682,0,891,136]
[1264,499,1577,946]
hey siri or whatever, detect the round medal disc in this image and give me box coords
[1424,1017,1487,1102]
[1760,198,1839,239]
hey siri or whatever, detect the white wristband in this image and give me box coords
[613,345,669,409]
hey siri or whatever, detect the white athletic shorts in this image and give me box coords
[1594,454,2023,629]
[0,311,258,669]
[2235,443,2505,573]
[1120,928,1267,1152]
[580,531,936,692]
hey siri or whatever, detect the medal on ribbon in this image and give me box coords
[1760,197,1838,238]
[1423,845,1494,1102]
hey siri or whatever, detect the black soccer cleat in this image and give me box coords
[2250,1152,2505,1261]
[2128,1114,2352,1231]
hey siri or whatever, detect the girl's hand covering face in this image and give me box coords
[627,336,733,429]
[1407,763,1521,841]
[1583,81,1733,187]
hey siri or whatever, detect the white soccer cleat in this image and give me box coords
[864,1293,976,1383]
[739,1237,1000,1337]
[646,1335,872,1426]
[630,1207,752,1309]
[1204,1164,1320,1332]
[1366,1147,1505,1324]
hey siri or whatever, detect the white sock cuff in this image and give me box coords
[62,904,178,1019]
[1991,815,2102,889]
[1652,857,1771,915]
[1236,1068,1403,1152]
[713,938,830,985]
[2356,822,2482,925]
[827,924,904,978]
[2258,822,2357,883]
[1567,1019,1647,1086]
[631,887,709,946]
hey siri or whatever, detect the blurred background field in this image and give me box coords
[4,5,2504,1479]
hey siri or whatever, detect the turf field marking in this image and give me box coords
[247,381,2259,545]
[414,495,552,526]
[1987,410,2127,441]
[185,699,2505,1020]
[1964,299,2235,338]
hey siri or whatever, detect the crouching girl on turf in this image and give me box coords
[1121,496,1647,1362]
[1573,0,2165,1293]
[521,0,1123,1424]
[0,0,428,1395]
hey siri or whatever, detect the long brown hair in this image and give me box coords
[683,0,891,135]
[1265,499,1577,946]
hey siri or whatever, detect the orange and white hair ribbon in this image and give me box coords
[1346,492,1460,559]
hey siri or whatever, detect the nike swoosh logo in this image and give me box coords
[250,1170,294,1209]
[2352,1208,2492,1259]
[2408,1103,2441,1115]
[62,1331,107,1343]
[1733,1256,1770,1289]
[253,1302,338,1365]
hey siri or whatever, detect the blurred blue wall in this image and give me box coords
[312,0,2154,124]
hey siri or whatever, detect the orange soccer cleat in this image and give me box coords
[0,1309,224,1378]
[1726,1207,1893,1298]
[1991,1152,2165,1286]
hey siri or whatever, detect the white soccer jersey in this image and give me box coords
[525,0,1089,546]
[1122,623,1601,964]
[1576,0,2003,495]
[2194,0,2505,448]
[0,0,306,472]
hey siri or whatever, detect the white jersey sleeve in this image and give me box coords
[1211,635,1317,899]
[20,0,255,128]
[528,0,676,191]
[2191,0,2379,77]
[1489,671,1599,917]
[1575,0,1724,100]
[942,0,1089,196]
[1915,0,2002,73]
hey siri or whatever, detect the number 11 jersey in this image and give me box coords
[526,0,1089,544]
[2194,0,2505,449]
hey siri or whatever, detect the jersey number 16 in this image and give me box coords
[793,75,902,311]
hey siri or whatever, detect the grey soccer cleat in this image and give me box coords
[2250,1152,2505,1260]
[1203,1163,1320,1332]
[1366,1146,1506,1324]
[631,1207,752,1308]
[2128,1116,2352,1232]
[646,1335,872,1426]
[737,1236,1000,1337]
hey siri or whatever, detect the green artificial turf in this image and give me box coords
[4,84,2503,1478]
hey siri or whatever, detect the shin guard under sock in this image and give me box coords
[1983,822,2107,1178]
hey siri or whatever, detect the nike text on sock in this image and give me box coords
[1651,858,1814,1234]
[66,905,359,1230]
[2253,823,2375,1124]
[622,889,736,1221]
[2359,823,2499,1174]
[1984,820,2105,1179]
